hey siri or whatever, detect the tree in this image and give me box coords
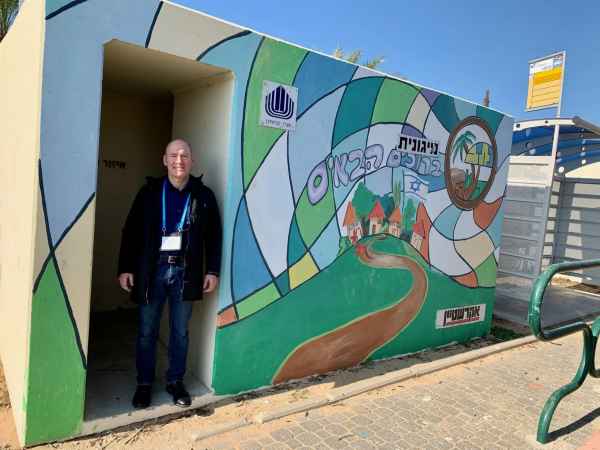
[403,199,416,233]
[392,181,402,208]
[352,182,376,220]
[0,0,19,42]
[333,47,384,69]
[483,89,490,107]
[451,131,478,199]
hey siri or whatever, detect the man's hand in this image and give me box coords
[203,274,219,293]
[118,273,134,292]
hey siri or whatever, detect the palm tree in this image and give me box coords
[0,0,19,42]
[333,47,384,69]
[451,131,482,200]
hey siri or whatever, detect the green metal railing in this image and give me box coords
[528,259,600,444]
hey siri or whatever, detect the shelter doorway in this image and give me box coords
[85,40,232,429]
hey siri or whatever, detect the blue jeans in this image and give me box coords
[136,263,193,385]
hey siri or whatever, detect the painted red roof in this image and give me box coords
[388,207,402,223]
[342,202,358,226]
[413,221,425,237]
[368,200,385,220]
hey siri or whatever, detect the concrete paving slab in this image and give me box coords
[495,281,600,328]
[200,333,600,450]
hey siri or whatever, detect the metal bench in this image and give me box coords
[528,259,600,444]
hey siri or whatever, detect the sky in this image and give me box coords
[179,0,600,124]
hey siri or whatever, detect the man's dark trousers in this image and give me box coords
[136,262,193,385]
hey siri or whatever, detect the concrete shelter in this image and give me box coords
[0,1,513,446]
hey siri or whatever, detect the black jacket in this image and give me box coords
[118,175,222,303]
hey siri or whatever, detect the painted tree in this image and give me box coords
[333,48,384,69]
[352,183,376,221]
[0,0,19,42]
[380,195,394,219]
[451,131,480,200]
[403,198,416,233]
[392,181,402,208]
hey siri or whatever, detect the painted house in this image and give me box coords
[411,222,425,252]
[0,0,513,446]
[388,207,403,238]
[368,200,385,235]
[343,202,363,244]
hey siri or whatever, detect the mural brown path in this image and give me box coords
[273,236,428,384]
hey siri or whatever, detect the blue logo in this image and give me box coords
[265,85,295,120]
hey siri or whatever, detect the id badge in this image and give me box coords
[160,235,182,251]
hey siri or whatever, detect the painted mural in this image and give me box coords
[207,33,512,394]
[22,0,512,445]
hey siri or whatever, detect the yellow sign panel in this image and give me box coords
[526,52,565,111]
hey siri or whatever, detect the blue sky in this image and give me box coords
[180,0,600,124]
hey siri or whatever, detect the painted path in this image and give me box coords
[273,236,428,384]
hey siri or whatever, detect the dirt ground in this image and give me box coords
[0,322,527,450]
[552,274,600,295]
[0,361,18,450]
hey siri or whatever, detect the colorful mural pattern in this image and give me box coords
[213,44,511,327]
[28,0,513,444]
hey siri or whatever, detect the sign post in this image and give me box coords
[525,52,566,278]
[526,51,566,161]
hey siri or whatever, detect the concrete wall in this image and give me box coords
[22,0,513,443]
[170,72,234,386]
[0,0,45,442]
[92,90,173,312]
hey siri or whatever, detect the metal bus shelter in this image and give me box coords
[496,116,600,302]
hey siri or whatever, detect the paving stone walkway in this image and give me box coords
[199,334,600,449]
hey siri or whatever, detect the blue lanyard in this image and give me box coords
[162,179,191,235]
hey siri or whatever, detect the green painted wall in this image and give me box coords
[25,260,85,445]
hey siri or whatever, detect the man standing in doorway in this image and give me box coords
[117,139,222,409]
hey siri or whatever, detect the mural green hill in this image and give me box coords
[213,237,493,394]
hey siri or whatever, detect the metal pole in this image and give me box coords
[538,52,566,279]
[550,51,566,162]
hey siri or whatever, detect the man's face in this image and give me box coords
[163,141,193,180]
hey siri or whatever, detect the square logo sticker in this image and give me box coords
[260,80,298,131]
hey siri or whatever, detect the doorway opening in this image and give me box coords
[84,40,233,431]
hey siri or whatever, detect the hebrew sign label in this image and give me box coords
[260,80,298,130]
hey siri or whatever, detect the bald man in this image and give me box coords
[118,139,222,409]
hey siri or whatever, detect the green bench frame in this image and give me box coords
[528,259,600,444]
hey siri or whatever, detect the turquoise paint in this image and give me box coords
[455,99,478,121]
[274,271,290,296]
[287,216,307,267]
[433,205,463,240]
[477,105,504,135]
[293,52,356,115]
[200,32,263,312]
[431,95,460,133]
[46,0,75,17]
[332,77,384,148]
[310,218,341,270]
[232,198,273,301]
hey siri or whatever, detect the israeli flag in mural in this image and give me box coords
[260,80,298,130]
[404,171,429,204]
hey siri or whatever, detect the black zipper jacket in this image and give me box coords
[117,175,222,303]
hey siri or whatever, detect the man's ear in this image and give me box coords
[162,153,168,167]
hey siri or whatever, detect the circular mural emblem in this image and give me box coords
[444,116,498,210]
